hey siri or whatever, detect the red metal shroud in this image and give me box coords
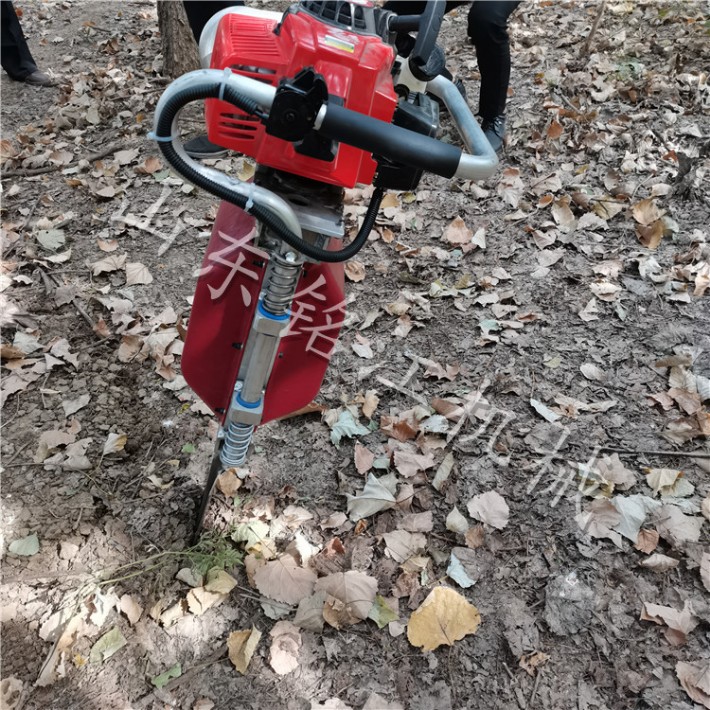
[205,8,397,189]
[181,200,345,425]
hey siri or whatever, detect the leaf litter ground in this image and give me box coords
[1,1,709,709]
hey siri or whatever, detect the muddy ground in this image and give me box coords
[1,1,709,709]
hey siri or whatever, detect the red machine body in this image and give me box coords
[183,4,400,424]
[205,6,397,188]
[181,201,346,424]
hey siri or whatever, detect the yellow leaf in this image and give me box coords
[228,627,262,674]
[407,586,481,651]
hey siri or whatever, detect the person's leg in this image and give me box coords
[182,1,243,159]
[1,0,38,80]
[468,0,521,150]
[183,1,243,44]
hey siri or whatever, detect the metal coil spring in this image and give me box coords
[220,421,254,468]
[262,253,301,316]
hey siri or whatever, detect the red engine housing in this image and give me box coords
[205,6,397,189]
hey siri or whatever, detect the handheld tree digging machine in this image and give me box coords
[151,1,498,536]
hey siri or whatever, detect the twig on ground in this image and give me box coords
[580,0,607,57]
[527,669,542,707]
[2,141,139,178]
[600,447,710,459]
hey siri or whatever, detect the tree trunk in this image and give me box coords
[157,0,200,80]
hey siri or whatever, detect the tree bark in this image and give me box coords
[157,0,200,80]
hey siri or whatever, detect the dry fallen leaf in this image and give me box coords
[186,586,228,616]
[407,586,481,652]
[253,555,317,605]
[654,504,703,547]
[676,661,710,709]
[636,220,664,249]
[268,620,301,675]
[216,469,243,497]
[344,260,366,282]
[467,491,510,530]
[125,262,153,286]
[227,627,261,675]
[346,473,397,521]
[632,198,665,226]
[354,442,375,475]
[640,601,698,646]
[644,467,681,496]
[519,651,550,677]
[91,253,127,276]
[442,216,473,246]
[635,529,660,554]
[102,432,127,456]
[638,554,680,572]
[315,571,378,628]
[119,594,143,626]
[382,530,426,563]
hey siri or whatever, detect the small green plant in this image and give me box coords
[183,531,243,576]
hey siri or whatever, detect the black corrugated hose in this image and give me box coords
[153,83,383,263]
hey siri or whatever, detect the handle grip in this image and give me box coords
[317,102,462,179]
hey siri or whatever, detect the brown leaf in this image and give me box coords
[91,253,126,276]
[465,525,485,549]
[393,449,435,478]
[359,390,379,419]
[654,505,703,547]
[135,156,162,175]
[519,651,550,677]
[253,556,317,605]
[635,528,659,554]
[636,220,664,249]
[632,198,665,226]
[268,620,301,676]
[216,469,243,497]
[315,571,378,628]
[97,238,118,252]
[551,197,576,232]
[640,601,698,646]
[382,530,426,563]
[676,661,710,708]
[441,216,473,246]
[186,586,228,616]
[227,627,261,674]
[344,260,366,282]
[354,443,375,475]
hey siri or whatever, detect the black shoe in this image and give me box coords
[23,71,57,87]
[481,114,506,153]
[184,135,228,160]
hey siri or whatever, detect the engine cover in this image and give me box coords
[205,4,397,188]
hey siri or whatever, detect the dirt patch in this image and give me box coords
[1,2,709,709]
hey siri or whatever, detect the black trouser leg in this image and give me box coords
[183,1,244,44]
[1,0,38,81]
[467,1,521,120]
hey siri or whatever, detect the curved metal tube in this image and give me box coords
[427,75,499,181]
